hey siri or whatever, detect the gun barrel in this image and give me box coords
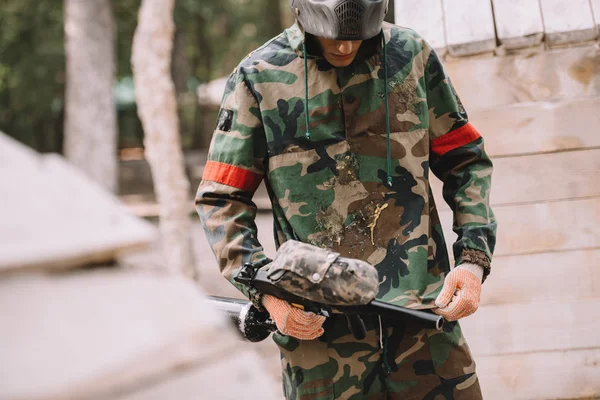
[367,300,444,330]
[207,296,248,318]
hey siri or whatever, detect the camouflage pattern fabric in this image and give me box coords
[265,239,380,306]
[196,22,496,310]
[195,21,495,400]
[274,315,482,399]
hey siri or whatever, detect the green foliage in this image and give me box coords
[173,0,287,80]
[0,0,65,151]
[1,0,288,153]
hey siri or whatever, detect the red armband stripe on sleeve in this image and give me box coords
[431,122,481,156]
[202,160,262,192]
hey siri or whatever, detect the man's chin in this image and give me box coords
[325,55,356,67]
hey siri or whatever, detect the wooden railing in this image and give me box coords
[394,0,600,55]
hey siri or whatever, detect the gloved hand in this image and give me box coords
[262,295,326,340]
[434,263,484,321]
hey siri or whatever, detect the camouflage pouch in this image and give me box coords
[263,240,379,306]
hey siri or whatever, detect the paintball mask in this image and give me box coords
[289,0,389,40]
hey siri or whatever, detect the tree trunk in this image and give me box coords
[384,0,395,24]
[64,0,117,193]
[132,0,197,280]
[264,0,284,38]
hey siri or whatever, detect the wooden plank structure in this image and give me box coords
[390,2,600,396]
[440,197,600,257]
[0,134,157,273]
[462,299,600,356]
[479,250,600,305]
[434,132,600,398]
[0,271,282,400]
[393,0,446,50]
[431,149,600,207]
[467,98,600,154]
[442,0,497,56]
[0,133,282,400]
[492,0,545,49]
[443,46,600,111]
[540,0,599,47]
[476,349,600,400]
[390,0,600,56]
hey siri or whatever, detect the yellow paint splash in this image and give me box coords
[367,203,389,245]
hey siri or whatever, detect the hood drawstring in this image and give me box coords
[301,33,391,184]
[303,44,311,140]
[380,32,393,375]
[382,33,392,187]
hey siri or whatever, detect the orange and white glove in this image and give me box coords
[434,263,484,321]
[262,295,326,340]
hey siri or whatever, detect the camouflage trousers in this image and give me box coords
[272,314,482,400]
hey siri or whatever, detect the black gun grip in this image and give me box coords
[346,314,367,340]
[233,263,256,285]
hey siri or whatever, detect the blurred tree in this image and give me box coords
[264,0,284,38]
[0,0,294,155]
[64,0,118,192]
[132,0,198,280]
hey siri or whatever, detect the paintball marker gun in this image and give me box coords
[208,291,444,342]
[210,240,445,341]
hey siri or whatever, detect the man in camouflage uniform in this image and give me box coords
[196,0,496,398]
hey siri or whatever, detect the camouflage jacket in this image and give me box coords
[196,22,497,310]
